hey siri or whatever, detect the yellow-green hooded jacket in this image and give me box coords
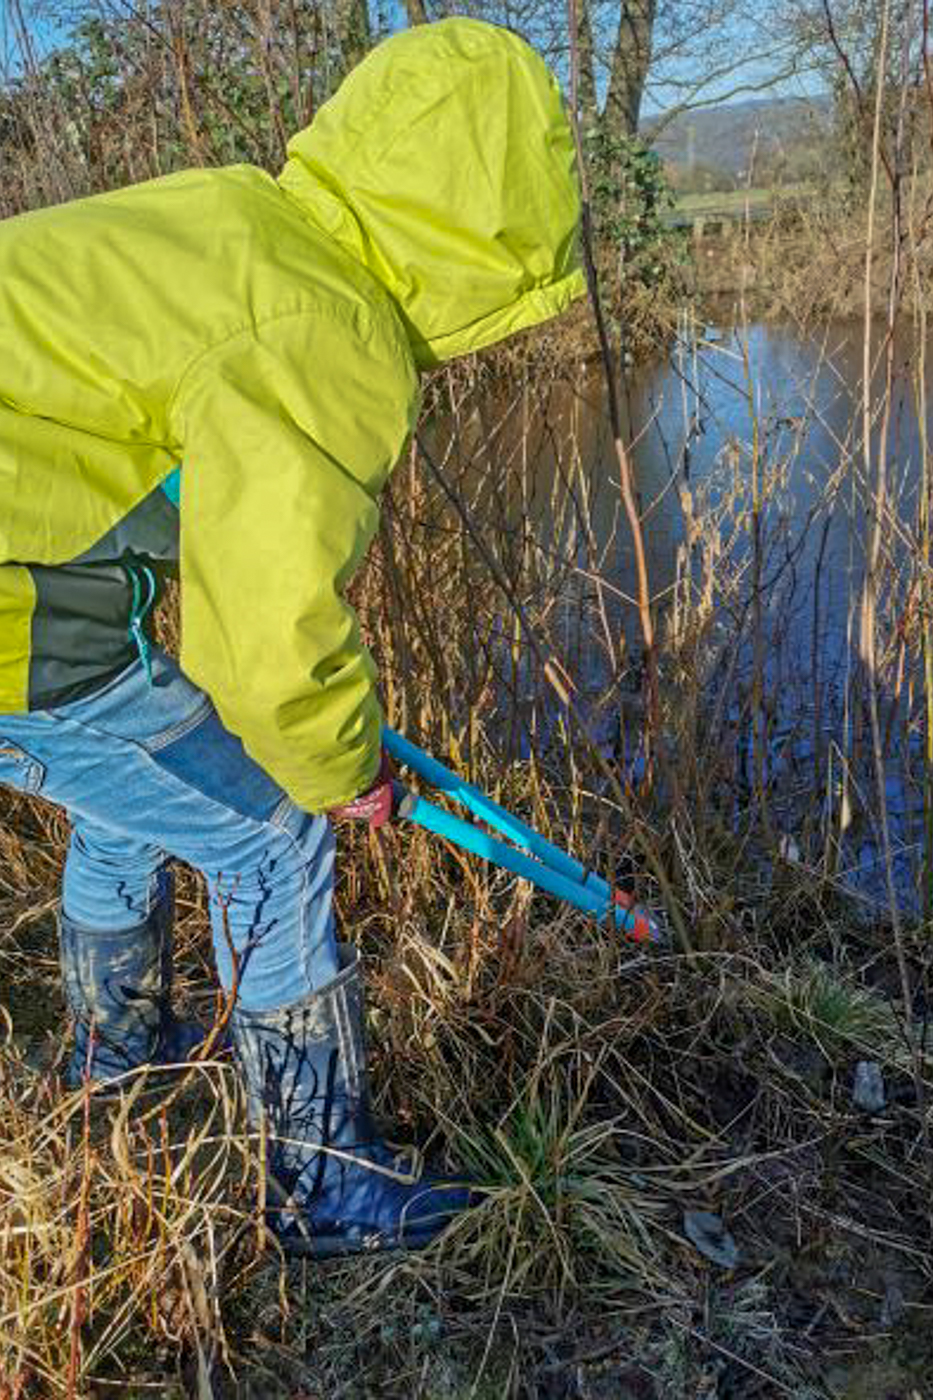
[0,18,583,811]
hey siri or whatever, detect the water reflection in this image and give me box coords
[629,322,929,911]
[430,320,931,912]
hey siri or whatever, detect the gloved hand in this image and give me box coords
[328,750,395,830]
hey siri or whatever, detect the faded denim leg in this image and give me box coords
[63,822,166,930]
[0,649,339,1012]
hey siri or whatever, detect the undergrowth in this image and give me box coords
[2,775,931,1397]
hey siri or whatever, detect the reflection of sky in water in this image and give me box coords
[625,325,921,663]
[461,323,930,913]
[630,324,928,911]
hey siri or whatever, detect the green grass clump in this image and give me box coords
[749,958,903,1060]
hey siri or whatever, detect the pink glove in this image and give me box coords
[328,750,395,830]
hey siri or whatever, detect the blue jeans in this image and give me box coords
[0,649,338,1012]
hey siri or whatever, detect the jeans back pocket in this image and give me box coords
[0,738,46,795]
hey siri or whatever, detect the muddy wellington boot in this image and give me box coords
[232,945,476,1257]
[59,869,209,1091]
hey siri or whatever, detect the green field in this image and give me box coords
[674,183,814,215]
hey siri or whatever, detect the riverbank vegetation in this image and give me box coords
[2,1,933,1397]
[686,188,933,326]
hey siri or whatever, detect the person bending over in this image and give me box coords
[0,17,584,1257]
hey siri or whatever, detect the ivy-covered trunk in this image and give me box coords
[584,123,673,287]
[335,0,372,73]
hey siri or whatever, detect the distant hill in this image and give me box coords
[644,95,832,184]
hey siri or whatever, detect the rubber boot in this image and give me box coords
[59,869,208,1091]
[232,945,475,1257]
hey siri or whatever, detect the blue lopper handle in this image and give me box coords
[385,728,588,882]
[385,728,628,905]
[384,729,662,941]
[395,788,643,935]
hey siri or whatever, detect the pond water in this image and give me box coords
[622,319,927,911]
[449,318,931,914]
[565,322,921,653]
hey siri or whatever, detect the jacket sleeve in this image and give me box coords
[171,306,418,813]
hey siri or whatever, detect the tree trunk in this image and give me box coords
[574,0,598,128]
[604,0,657,136]
[403,0,429,24]
[335,0,371,71]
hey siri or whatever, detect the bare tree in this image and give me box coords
[780,0,925,191]
[436,0,807,136]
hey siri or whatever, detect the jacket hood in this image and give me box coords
[278,18,585,368]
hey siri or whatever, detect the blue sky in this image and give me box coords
[1,2,67,75]
[4,1,829,118]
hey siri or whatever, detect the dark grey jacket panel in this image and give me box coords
[27,485,180,709]
[28,563,139,708]
[76,482,180,567]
